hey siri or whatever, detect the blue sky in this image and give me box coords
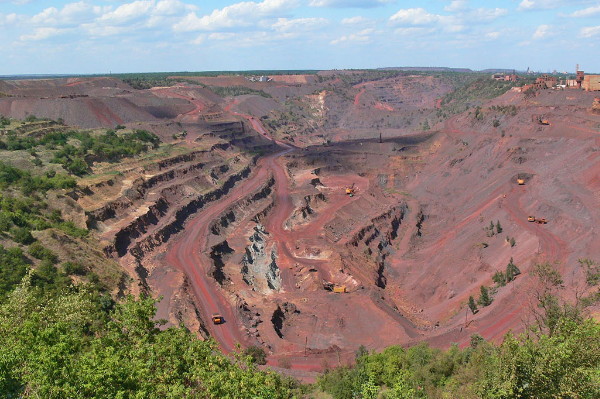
[0,0,598,74]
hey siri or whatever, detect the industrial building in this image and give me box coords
[582,75,600,91]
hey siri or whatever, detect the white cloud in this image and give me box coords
[532,24,552,39]
[208,32,236,40]
[580,25,600,37]
[469,8,507,21]
[390,8,444,25]
[98,1,155,24]
[310,0,393,8]
[20,27,69,41]
[330,28,374,44]
[173,0,298,32]
[445,0,468,12]
[270,17,328,32]
[0,12,19,26]
[485,31,500,40]
[341,16,370,24]
[393,27,434,36]
[30,2,107,26]
[517,0,583,11]
[571,5,600,17]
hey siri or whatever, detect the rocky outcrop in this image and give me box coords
[345,204,408,288]
[271,302,300,339]
[287,193,327,228]
[241,224,281,293]
[209,240,234,285]
[208,176,275,236]
[117,165,252,259]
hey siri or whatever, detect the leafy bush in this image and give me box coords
[12,227,35,245]
[62,261,86,276]
[28,243,58,263]
[57,221,88,238]
[0,285,299,398]
[244,345,267,365]
[0,245,28,299]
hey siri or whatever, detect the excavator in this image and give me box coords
[345,183,356,197]
[533,115,550,125]
[323,281,347,293]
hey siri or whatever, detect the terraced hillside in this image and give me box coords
[0,73,598,381]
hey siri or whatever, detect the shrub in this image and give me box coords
[244,345,267,365]
[62,261,86,276]
[28,243,58,264]
[478,285,492,307]
[12,227,35,245]
[468,296,478,314]
[492,270,507,287]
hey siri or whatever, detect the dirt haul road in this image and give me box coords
[164,147,291,352]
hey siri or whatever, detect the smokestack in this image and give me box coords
[576,64,579,72]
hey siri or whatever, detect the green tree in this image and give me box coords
[469,296,478,314]
[492,270,507,286]
[360,374,380,399]
[495,220,502,234]
[478,285,492,307]
[505,257,520,282]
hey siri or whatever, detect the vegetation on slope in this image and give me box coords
[318,318,600,399]
[0,279,299,398]
[207,85,272,98]
[440,76,534,115]
[317,261,600,399]
[0,116,160,176]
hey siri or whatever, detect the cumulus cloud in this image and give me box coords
[517,0,588,11]
[30,2,108,26]
[390,5,506,31]
[444,0,468,12]
[532,24,552,39]
[390,8,444,25]
[20,27,69,41]
[580,25,600,37]
[270,17,328,32]
[570,5,600,17]
[341,16,370,24]
[310,0,393,8]
[173,0,298,32]
[0,12,19,26]
[330,28,374,44]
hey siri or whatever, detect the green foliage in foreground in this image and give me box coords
[318,319,600,399]
[0,278,298,399]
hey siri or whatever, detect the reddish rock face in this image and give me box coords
[6,76,598,380]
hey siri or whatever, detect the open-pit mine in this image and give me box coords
[1,71,598,378]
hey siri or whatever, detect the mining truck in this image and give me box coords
[333,285,347,293]
[212,313,224,325]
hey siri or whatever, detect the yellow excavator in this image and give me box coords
[345,183,356,197]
